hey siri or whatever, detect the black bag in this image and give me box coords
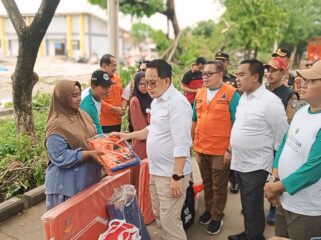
[181,181,195,230]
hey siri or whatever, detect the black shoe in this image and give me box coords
[199,211,211,224]
[267,204,276,225]
[230,182,239,193]
[207,220,223,235]
[228,232,247,240]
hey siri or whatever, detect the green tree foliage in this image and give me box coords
[177,21,225,66]
[221,0,321,62]
[131,22,172,54]
[222,0,286,58]
[90,0,164,17]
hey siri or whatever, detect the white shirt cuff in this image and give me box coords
[173,146,191,158]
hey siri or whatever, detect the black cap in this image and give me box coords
[195,57,206,65]
[272,48,291,58]
[215,52,230,61]
[91,70,113,87]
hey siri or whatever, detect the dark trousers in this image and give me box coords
[235,170,268,240]
[229,169,237,185]
[102,124,121,134]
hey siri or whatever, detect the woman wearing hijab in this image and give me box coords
[45,80,103,210]
[129,72,153,159]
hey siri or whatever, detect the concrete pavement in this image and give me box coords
[0,159,275,239]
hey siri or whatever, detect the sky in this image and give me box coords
[0,0,225,37]
[120,0,225,37]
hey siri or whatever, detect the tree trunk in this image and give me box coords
[2,0,60,139]
[166,0,180,39]
[253,47,258,59]
[12,35,40,140]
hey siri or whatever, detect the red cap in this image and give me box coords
[265,57,287,71]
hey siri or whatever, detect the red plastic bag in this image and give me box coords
[98,219,141,240]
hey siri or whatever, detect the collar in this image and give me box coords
[247,84,265,98]
[158,84,175,101]
[89,89,100,103]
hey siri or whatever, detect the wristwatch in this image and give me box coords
[172,174,184,181]
[266,174,280,183]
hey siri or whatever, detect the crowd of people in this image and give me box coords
[44,49,321,240]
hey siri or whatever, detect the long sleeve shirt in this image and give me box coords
[146,84,193,177]
[230,84,288,172]
[45,134,101,197]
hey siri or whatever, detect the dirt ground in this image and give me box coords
[0,56,99,108]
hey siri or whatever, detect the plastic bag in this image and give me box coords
[181,181,195,230]
[98,219,141,240]
[88,134,140,175]
[107,185,151,240]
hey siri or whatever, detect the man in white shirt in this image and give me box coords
[114,59,193,240]
[228,59,288,240]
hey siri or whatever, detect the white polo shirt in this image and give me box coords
[146,84,193,177]
[230,84,288,173]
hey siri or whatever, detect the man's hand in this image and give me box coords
[272,168,279,179]
[170,179,184,199]
[223,150,232,165]
[111,106,124,116]
[109,131,132,143]
[264,181,284,206]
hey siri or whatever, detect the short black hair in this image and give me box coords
[147,59,172,80]
[100,54,115,67]
[195,57,206,65]
[206,60,224,72]
[240,59,264,83]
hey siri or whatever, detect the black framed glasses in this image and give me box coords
[146,80,158,88]
[202,71,220,78]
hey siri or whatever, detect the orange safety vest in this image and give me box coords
[100,75,123,126]
[193,84,236,155]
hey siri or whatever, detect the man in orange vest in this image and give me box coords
[100,54,124,133]
[192,60,240,235]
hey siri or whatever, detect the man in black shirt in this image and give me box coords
[215,52,237,88]
[264,56,297,226]
[265,57,295,110]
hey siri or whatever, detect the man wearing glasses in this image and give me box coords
[264,60,321,239]
[113,59,193,240]
[192,60,240,235]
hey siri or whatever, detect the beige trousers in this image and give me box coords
[149,174,190,240]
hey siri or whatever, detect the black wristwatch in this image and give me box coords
[172,174,184,181]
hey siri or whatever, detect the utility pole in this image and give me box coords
[107,0,119,66]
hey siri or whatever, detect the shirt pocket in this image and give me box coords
[213,103,230,120]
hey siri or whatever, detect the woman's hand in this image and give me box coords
[82,150,104,163]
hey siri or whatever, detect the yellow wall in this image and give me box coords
[0,17,7,55]
[79,14,86,57]
[66,15,73,59]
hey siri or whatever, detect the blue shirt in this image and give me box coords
[45,134,101,197]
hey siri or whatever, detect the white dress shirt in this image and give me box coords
[230,84,288,173]
[147,84,193,177]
